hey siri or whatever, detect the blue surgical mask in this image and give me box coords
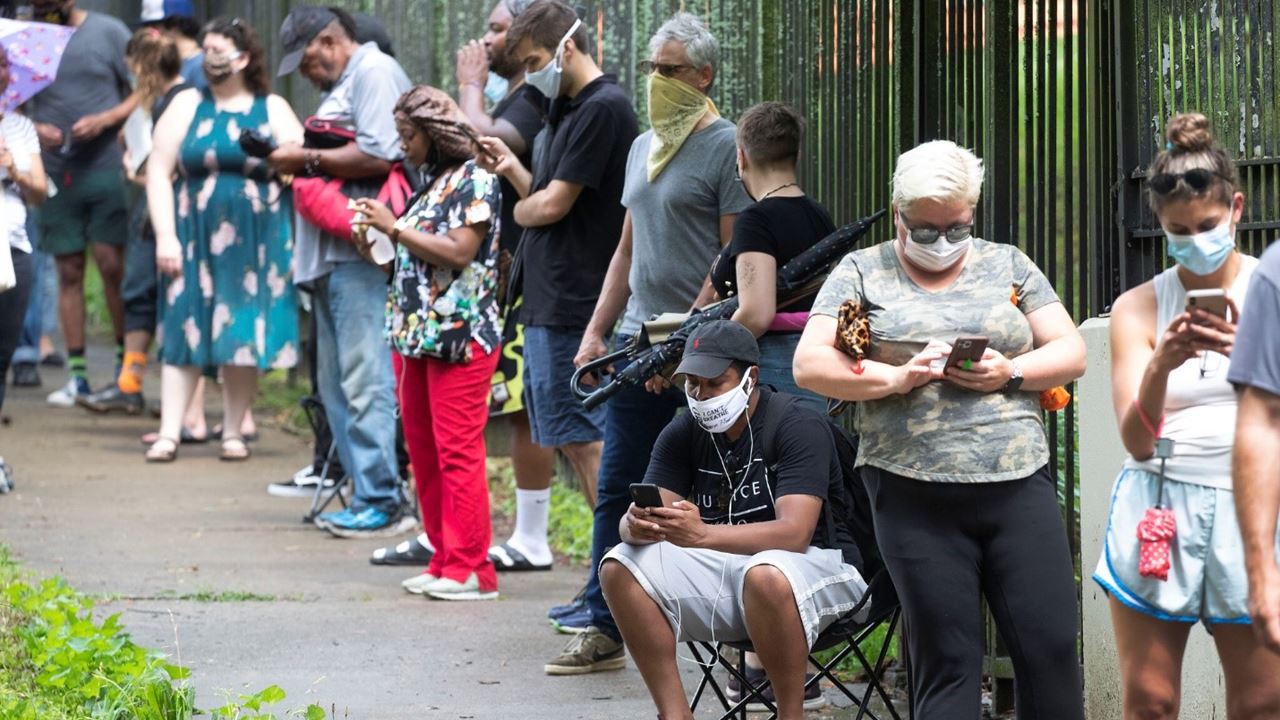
[1165,218,1235,276]
[523,18,581,99]
[483,71,509,105]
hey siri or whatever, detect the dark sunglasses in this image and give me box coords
[636,60,694,77]
[1148,168,1231,195]
[899,213,973,245]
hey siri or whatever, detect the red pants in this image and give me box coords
[396,344,500,592]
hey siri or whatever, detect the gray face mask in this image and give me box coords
[523,18,581,99]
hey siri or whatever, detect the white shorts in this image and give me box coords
[1092,468,1278,625]
[603,542,868,648]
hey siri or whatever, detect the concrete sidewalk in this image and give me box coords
[0,353,873,718]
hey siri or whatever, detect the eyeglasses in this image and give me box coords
[636,60,694,77]
[1148,168,1232,195]
[898,213,973,244]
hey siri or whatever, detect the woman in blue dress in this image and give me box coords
[144,17,303,462]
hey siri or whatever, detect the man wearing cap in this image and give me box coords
[597,319,867,719]
[268,5,413,538]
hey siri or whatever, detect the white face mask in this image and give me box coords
[901,235,971,273]
[523,19,581,99]
[686,370,754,434]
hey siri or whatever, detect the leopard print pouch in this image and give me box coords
[834,298,871,359]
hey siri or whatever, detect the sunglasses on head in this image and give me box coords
[1148,168,1231,195]
[898,213,973,245]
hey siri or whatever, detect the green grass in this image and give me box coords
[0,547,327,720]
[811,622,899,682]
[254,369,309,436]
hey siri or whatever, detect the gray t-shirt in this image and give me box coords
[619,118,751,336]
[30,12,131,176]
[1229,241,1280,397]
[293,42,411,283]
[811,238,1061,482]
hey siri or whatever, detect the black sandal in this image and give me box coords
[488,542,553,572]
[370,535,435,566]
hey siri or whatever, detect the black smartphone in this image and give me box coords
[238,128,277,159]
[945,336,989,369]
[629,483,664,509]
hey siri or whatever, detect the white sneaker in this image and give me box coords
[401,573,441,595]
[0,458,12,494]
[46,378,88,408]
[266,465,341,497]
[425,573,498,601]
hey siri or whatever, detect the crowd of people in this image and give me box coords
[2,1,1280,718]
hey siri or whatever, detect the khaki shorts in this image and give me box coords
[604,542,868,648]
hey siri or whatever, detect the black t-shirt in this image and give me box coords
[519,74,638,328]
[709,195,836,312]
[491,84,545,255]
[643,389,858,565]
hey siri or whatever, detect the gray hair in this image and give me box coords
[504,0,536,17]
[648,11,719,80]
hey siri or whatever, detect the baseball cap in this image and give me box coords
[675,320,761,379]
[138,0,195,24]
[276,5,338,77]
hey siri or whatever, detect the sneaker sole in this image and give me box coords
[741,697,828,713]
[552,621,589,635]
[425,589,499,601]
[267,483,321,498]
[76,397,143,415]
[46,397,76,408]
[324,515,419,539]
[543,656,626,675]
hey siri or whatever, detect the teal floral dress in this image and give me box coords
[386,161,502,363]
[161,91,297,369]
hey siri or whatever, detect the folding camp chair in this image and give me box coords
[685,569,908,720]
[299,395,352,524]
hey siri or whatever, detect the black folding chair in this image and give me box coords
[685,570,908,720]
[299,395,352,524]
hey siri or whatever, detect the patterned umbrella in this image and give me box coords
[0,19,75,111]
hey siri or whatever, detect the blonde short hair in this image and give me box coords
[891,140,985,214]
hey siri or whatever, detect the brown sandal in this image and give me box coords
[145,437,179,463]
[220,437,251,462]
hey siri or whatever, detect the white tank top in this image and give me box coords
[1124,255,1257,489]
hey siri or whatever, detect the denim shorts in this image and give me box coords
[758,332,827,414]
[1093,468,1275,625]
[522,325,606,447]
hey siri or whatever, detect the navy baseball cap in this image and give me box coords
[138,0,195,24]
[277,6,338,77]
[675,320,761,379]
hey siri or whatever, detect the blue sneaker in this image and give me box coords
[552,605,592,635]
[322,506,418,539]
[315,507,357,529]
[548,585,588,621]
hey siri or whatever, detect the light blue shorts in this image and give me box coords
[1092,468,1277,625]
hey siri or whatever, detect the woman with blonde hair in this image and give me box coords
[795,140,1087,718]
[1094,112,1280,719]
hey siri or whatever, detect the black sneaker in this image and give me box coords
[268,464,343,498]
[78,386,144,414]
[726,665,827,711]
[11,362,40,388]
[40,352,65,368]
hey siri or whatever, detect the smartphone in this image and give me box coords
[629,483,664,509]
[1186,288,1229,321]
[945,336,989,369]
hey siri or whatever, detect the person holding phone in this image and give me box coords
[1094,113,1280,717]
[794,140,1087,718]
[351,85,504,601]
[602,320,866,720]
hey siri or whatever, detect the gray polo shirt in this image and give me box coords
[619,118,751,336]
[293,42,411,284]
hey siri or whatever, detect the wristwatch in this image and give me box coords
[1003,359,1024,393]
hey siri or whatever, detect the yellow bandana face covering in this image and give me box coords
[646,73,718,181]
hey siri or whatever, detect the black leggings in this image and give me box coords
[863,465,1083,720]
[0,250,35,412]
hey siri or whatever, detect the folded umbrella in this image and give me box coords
[0,19,75,111]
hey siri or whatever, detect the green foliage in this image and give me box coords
[490,459,594,565]
[0,548,326,720]
[810,623,898,682]
[254,369,309,436]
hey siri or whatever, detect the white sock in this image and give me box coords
[497,488,552,565]
[416,532,434,552]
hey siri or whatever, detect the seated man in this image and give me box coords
[600,320,867,720]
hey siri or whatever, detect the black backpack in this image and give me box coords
[757,393,891,607]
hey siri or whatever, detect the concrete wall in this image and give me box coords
[1079,317,1228,719]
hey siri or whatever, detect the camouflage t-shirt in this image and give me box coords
[811,238,1061,482]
